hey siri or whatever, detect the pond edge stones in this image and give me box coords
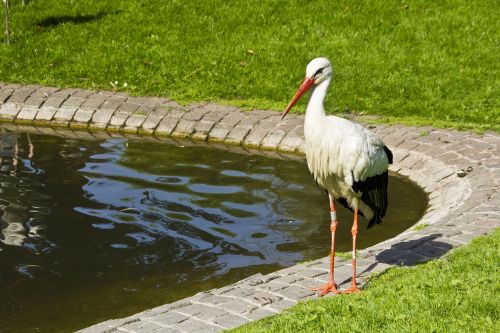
[0,83,498,333]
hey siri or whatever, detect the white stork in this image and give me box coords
[281,57,393,295]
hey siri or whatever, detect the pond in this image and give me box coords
[0,128,427,332]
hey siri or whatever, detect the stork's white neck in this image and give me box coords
[305,77,331,121]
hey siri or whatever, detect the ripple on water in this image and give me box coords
[188,184,243,194]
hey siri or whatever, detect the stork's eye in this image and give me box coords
[314,68,324,77]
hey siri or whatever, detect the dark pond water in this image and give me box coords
[0,128,427,333]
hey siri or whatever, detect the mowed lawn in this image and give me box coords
[0,0,498,131]
[231,229,500,333]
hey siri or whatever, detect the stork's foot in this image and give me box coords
[311,281,339,296]
[338,286,361,294]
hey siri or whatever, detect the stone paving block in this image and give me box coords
[245,307,277,321]
[221,298,258,314]
[255,281,288,293]
[63,96,87,107]
[23,97,45,108]
[161,99,184,109]
[175,303,226,320]
[412,243,449,258]
[296,140,306,154]
[91,108,115,128]
[52,88,79,98]
[241,273,280,286]
[108,113,130,129]
[118,320,164,332]
[237,115,261,127]
[224,127,251,145]
[219,112,245,127]
[220,287,255,298]
[124,115,148,132]
[172,119,196,138]
[393,251,429,266]
[17,106,39,120]
[260,130,287,150]
[294,268,328,279]
[165,108,185,119]
[156,117,179,136]
[274,274,304,285]
[359,261,393,276]
[141,109,169,133]
[182,107,210,121]
[432,168,454,182]
[400,154,425,169]
[117,102,140,114]
[203,103,237,114]
[0,102,20,119]
[43,96,66,108]
[201,110,228,123]
[192,120,215,141]
[265,299,297,312]
[145,311,189,326]
[174,318,220,333]
[208,124,232,142]
[101,96,126,111]
[0,88,13,103]
[246,291,283,306]
[53,106,77,122]
[243,128,270,148]
[73,89,94,98]
[278,133,303,152]
[77,318,139,333]
[82,94,107,108]
[73,107,96,124]
[123,106,154,131]
[213,313,249,329]
[9,91,32,103]
[383,133,407,147]
[277,285,315,300]
[197,294,233,306]
[31,86,59,98]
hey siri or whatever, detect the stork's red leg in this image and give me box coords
[311,195,339,296]
[339,208,361,294]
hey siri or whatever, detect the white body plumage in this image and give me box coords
[299,58,391,223]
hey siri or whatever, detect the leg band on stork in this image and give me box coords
[311,195,339,296]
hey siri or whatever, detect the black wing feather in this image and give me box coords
[383,145,393,164]
[352,146,392,228]
[353,171,389,228]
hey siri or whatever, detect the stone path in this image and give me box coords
[0,83,498,333]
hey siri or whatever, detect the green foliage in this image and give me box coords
[232,229,500,332]
[0,0,498,131]
[414,223,428,231]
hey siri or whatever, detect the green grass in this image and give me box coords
[1,0,498,131]
[414,223,429,231]
[231,229,500,333]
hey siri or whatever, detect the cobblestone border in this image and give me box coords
[1,83,498,333]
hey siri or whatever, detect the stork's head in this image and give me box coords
[281,57,333,119]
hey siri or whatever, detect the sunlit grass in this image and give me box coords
[0,0,498,131]
[232,229,500,332]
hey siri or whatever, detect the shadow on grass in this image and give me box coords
[36,11,120,29]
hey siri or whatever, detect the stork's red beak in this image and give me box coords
[281,77,314,120]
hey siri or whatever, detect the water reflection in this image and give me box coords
[0,129,427,333]
[0,130,46,252]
